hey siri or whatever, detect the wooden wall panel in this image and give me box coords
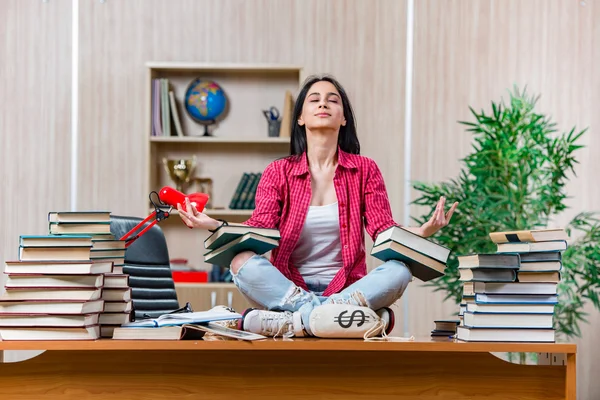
[412,1,599,398]
[0,0,72,272]
[0,0,72,364]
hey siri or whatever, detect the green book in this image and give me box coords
[229,173,249,210]
[203,233,278,267]
[204,224,280,250]
[235,173,257,210]
[242,172,261,209]
[371,240,446,282]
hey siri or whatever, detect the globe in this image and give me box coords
[184,79,228,136]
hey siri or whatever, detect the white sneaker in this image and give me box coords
[241,308,305,338]
[308,304,392,339]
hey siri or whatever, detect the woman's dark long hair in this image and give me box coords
[289,75,360,156]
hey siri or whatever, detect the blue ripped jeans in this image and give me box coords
[231,255,412,336]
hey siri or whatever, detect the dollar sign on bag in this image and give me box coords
[335,310,366,328]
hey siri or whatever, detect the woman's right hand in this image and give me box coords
[177,197,222,231]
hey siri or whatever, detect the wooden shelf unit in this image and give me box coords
[145,62,302,278]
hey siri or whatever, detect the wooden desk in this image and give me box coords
[0,338,576,399]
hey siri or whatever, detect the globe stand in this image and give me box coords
[201,121,214,137]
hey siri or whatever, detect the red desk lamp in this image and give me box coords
[120,186,209,248]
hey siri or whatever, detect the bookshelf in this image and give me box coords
[145,62,302,277]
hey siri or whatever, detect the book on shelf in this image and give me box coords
[370,226,449,282]
[489,228,568,244]
[0,326,100,341]
[0,299,105,315]
[168,90,184,137]
[456,326,555,342]
[229,172,250,209]
[4,260,114,275]
[204,233,279,267]
[204,223,281,250]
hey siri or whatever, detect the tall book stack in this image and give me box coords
[0,234,112,340]
[47,211,132,338]
[456,228,567,342]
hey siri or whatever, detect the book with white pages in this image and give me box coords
[519,261,562,272]
[473,282,557,295]
[103,301,132,313]
[0,325,100,340]
[19,246,92,262]
[4,274,104,289]
[0,299,105,314]
[466,302,555,314]
[497,240,567,254]
[0,313,99,327]
[489,228,568,244]
[456,326,555,342]
[101,288,131,302]
[474,293,558,304]
[3,260,113,275]
[122,309,242,328]
[19,235,93,247]
[0,288,103,301]
[104,274,129,288]
[457,253,520,269]
[459,268,516,282]
[373,225,451,263]
[463,312,553,329]
[48,211,111,223]
[99,312,132,325]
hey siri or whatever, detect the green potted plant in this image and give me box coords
[412,88,600,350]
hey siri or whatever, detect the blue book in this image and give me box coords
[203,233,279,267]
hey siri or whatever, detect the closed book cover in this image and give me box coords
[457,253,520,269]
[496,240,567,254]
[101,288,132,302]
[205,224,280,250]
[489,228,568,244]
[19,245,92,262]
[104,301,132,313]
[520,251,562,263]
[463,311,553,328]
[4,274,105,289]
[459,268,516,282]
[456,326,555,342]
[104,274,130,289]
[0,299,105,315]
[49,222,112,235]
[91,239,126,250]
[374,226,450,264]
[98,312,132,325]
[370,240,446,282]
[234,173,257,209]
[0,325,100,341]
[466,302,555,314]
[519,261,562,272]
[20,235,93,247]
[90,248,126,258]
[229,173,250,210]
[48,211,111,223]
[0,288,103,302]
[4,260,113,275]
[473,282,557,295]
[517,271,560,283]
[242,173,262,209]
[0,313,99,328]
[474,293,559,304]
[204,233,279,267]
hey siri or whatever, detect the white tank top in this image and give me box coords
[290,202,343,283]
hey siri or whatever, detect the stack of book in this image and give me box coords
[203,224,280,267]
[431,319,460,339]
[456,228,567,342]
[0,234,112,340]
[370,226,450,282]
[229,172,262,210]
[47,211,131,338]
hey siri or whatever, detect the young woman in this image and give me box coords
[178,75,458,338]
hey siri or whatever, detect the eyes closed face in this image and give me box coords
[298,80,346,133]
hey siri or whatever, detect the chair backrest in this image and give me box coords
[109,215,180,320]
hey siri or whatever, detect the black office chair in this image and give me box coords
[109,215,180,320]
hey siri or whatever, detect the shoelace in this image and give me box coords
[261,311,294,338]
[363,318,415,342]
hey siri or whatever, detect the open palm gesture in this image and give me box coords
[419,196,458,237]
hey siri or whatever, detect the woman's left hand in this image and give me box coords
[419,196,458,237]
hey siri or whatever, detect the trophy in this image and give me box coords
[162,156,197,192]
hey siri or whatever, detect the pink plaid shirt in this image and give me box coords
[244,148,399,296]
